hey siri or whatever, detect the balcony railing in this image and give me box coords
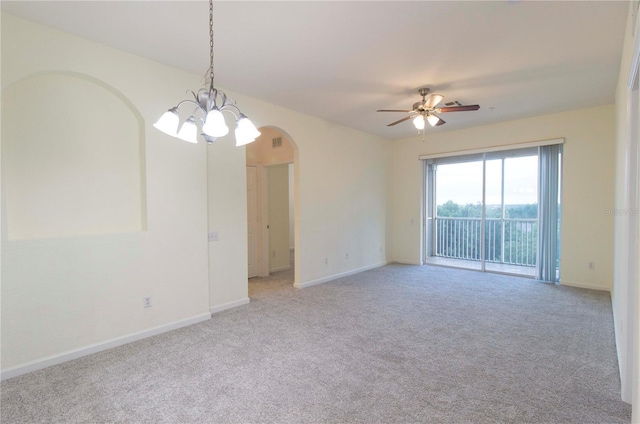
[434,217,537,267]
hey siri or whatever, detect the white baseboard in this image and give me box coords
[1,312,211,381]
[269,265,291,273]
[559,279,611,292]
[209,297,250,314]
[294,261,388,289]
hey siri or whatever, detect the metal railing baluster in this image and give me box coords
[434,217,536,267]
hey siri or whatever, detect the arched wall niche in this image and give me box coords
[2,71,147,240]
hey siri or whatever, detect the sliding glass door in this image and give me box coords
[427,154,484,271]
[484,150,539,275]
[424,145,561,281]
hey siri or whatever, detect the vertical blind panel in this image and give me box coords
[536,144,562,282]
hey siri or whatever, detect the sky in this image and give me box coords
[435,156,538,206]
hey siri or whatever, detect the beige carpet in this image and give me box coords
[1,263,631,423]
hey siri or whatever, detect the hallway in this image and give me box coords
[249,250,294,300]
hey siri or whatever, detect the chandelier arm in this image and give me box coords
[189,106,201,118]
[219,105,240,120]
[218,90,227,108]
[174,99,205,112]
[176,99,199,108]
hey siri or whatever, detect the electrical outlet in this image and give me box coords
[143,296,152,308]
[345,252,349,259]
[208,231,219,242]
[588,262,595,270]
[273,250,276,258]
[324,258,328,265]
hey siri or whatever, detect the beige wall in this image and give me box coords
[207,138,249,309]
[613,2,640,409]
[234,101,390,287]
[1,14,211,369]
[391,105,617,292]
[2,13,391,374]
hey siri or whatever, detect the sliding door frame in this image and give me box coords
[421,139,564,276]
[481,155,487,272]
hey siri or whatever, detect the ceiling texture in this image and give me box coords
[1,0,630,140]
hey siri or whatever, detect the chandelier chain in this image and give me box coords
[209,0,214,89]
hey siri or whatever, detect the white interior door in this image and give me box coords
[247,166,258,278]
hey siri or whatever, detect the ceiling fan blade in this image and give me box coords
[377,109,412,112]
[438,105,480,113]
[435,117,446,126]
[387,116,413,127]
[424,94,444,109]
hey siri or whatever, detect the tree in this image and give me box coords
[437,201,482,218]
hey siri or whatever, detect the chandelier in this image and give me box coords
[154,0,260,146]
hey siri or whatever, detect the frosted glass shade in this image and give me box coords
[202,109,229,137]
[235,116,260,146]
[153,108,180,137]
[176,116,198,143]
[413,115,425,130]
[426,114,440,127]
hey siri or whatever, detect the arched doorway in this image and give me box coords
[245,126,299,290]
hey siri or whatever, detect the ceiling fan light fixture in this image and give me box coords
[377,88,479,130]
[426,114,440,127]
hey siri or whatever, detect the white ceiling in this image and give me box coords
[1,0,629,139]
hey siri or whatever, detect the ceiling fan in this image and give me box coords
[377,88,480,129]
